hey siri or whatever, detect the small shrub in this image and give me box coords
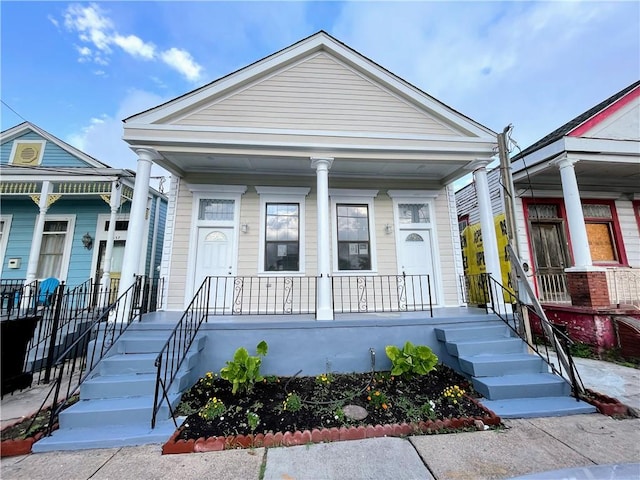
[385,341,438,379]
[220,341,269,395]
[199,397,226,420]
[570,342,594,358]
[246,411,260,433]
[366,387,390,410]
[282,392,303,412]
[442,385,465,405]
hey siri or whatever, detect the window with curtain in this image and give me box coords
[265,203,299,271]
[37,220,68,278]
[337,204,371,270]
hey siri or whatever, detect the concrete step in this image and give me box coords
[32,419,178,452]
[480,396,597,418]
[435,323,511,342]
[116,335,170,354]
[473,373,570,400]
[446,337,525,357]
[99,353,158,375]
[458,353,547,377]
[80,373,158,399]
[58,395,178,429]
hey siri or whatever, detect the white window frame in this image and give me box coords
[9,139,46,166]
[0,215,13,268]
[256,186,309,276]
[329,189,379,275]
[36,214,76,281]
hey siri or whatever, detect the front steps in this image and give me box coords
[33,324,206,452]
[435,321,596,418]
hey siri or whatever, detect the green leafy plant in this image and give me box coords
[220,341,269,395]
[246,411,260,433]
[366,386,390,411]
[315,373,333,385]
[282,392,302,412]
[385,341,438,379]
[199,397,226,420]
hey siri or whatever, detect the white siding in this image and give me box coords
[166,178,194,310]
[174,53,461,137]
[616,199,640,267]
[584,96,640,141]
[455,168,504,225]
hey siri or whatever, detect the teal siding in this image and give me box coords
[0,199,38,280]
[144,196,168,277]
[1,131,92,167]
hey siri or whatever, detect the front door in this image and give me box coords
[530,222,570,301]
[398,229,435,308]
[194,227,235,311]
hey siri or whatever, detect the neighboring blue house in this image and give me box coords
[0,122,167,290]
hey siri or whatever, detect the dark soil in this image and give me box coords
[176,365,488,440]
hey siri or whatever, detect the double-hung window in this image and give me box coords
[330,190,378,273]
[36,216,75,279]
[256,187,309,274]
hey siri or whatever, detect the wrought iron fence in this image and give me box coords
[459,274,489,305]
[534,273,571,303]
[26,275,155,437]
[606,268,640,306]
[332,273,433,316]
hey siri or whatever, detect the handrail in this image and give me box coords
[26,276,148,436]
[152,276,210,428]
[483,245,585,398]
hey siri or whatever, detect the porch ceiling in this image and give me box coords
[154,151,478,183]
[514,158,640,195]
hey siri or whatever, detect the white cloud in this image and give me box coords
[61,3,203,82]
[160,48,203,82]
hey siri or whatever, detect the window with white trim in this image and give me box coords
[256,187,309,274]
[330,190,378,273]
[36,217,74,279]
[0,215,12,267]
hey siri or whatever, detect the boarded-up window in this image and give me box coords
[582,202,620,264]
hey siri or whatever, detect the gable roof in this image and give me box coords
[512,80,640,160]
[0,121,110,168]
[124,31,496,139]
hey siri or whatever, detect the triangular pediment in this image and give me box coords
[126,32,495,140]
[0,122,109,168]
[575,93,640,141]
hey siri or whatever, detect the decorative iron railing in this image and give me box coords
[152,277,210,428]
[483,246,585,399]
[24,276,159,437]
[606,268,640,306]
[534,273,571,304]
[332,273,433,316]
[459,274,490,306]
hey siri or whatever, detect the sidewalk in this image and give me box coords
[2,358,639,479]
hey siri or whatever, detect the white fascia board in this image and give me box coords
[387,189,440,199]
[0,171,129,183]
[124,123,496,145]
[564,136,640,156]
[510,138,567,174]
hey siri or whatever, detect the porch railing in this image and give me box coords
[606,268,640,306]
[25,276,155,436]
[484,246,585,399]
[332,273,433,317]
[459,274,489,306]
[534,273,571,304]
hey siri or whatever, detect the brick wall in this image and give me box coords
[567,271,611,308]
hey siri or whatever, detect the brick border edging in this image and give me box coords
[162,397,501,454]
[581,389,629,416]
[1,422,59,458]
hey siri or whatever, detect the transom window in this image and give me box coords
[398,203,429,224]
[337,204,371,270]
[198,199,235,221]
[265,203,299,271]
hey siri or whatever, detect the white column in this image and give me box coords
[470,160,503,289]
[117,149,154,298]
[25,181,52,284]
[551,157,592,269]
[101,180,122,290]
[311,157,334,320]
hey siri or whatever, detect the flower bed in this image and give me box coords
[162,365,501,454]
[581,389,629,416]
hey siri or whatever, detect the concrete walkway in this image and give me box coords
[2,357,639,479]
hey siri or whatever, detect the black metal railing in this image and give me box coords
[459,274,490,306]
[152,277,211,428]
[26,276,156,436]
[483,264,584,399]
[332,273,433,317]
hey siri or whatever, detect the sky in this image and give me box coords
[1,1,639,188]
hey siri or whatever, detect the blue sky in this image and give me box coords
[1,1,639,182]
